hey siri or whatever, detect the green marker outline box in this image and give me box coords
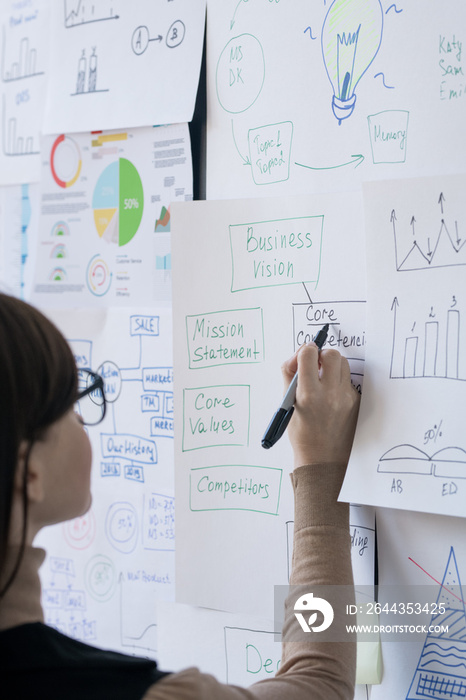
[182,384,251,451]
[189,464,283,515]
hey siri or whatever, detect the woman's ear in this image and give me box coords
[15,441,45,504]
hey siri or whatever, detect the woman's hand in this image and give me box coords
[282,344,360,469]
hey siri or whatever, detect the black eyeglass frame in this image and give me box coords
[75,369,107,425]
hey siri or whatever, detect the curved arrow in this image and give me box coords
[230,0,247,30]
[231,119,250,165]
[295,154,364,170]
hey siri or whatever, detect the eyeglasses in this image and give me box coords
[75,369,107,426]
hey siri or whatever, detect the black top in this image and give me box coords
[0,622,170,699]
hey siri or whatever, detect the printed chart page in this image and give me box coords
[206,0,466,199]
[0,0,49,183]
[44,0,206,133]
[31,124,192,307]
[172,193,369,619]
[36,307,175,657]
[341,173,466,518]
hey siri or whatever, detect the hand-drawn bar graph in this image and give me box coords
[391,298,464,382]
[2,96,39,157]
[1,27,44,82]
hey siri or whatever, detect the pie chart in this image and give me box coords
[92,158,144,247]
[51,135,82,188]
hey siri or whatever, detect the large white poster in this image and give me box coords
[341,173,466,518]
[172,193,373,619]
[206,0,466,199]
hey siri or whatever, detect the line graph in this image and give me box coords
[119,572,157,653]
[64,1,119,28]
[391,192,466,272]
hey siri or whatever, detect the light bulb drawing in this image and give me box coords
[321,0,384,124]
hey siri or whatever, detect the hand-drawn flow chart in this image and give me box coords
[173,191,369,617]
[208,0,427,198]
[37,308,175,654]
[42,555,97,642]
[72,313,174,483]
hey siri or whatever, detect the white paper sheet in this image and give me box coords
[172,192,371,619]
[31,124,192,307]
[340,174,466,518]
[206,0,466,199]
[157,601,372,697]
[36,306,175,655]
[157,602,278,683]
[43,0,206,134]
[371,507,466,700]
[0,0,49,184]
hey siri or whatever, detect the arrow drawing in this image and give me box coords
[295,154,364,171]
[392,210,466,272]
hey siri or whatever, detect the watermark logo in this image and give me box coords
[293,592,334,633]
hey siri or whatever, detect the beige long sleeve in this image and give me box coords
[143,462,355,700]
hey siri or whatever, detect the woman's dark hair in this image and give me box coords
[0,293,78,595]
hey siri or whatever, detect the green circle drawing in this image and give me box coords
[216,34,265,114]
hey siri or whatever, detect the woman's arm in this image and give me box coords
[144,345,360,700]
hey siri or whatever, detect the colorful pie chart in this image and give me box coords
[51,135,82,188]
[92,158,144,247]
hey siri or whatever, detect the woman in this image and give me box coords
[0,293,360,699]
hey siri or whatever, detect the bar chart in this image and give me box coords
[2,30,44,82]
[2,96,39,156]
[390,298,464,382]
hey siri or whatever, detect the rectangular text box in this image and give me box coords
[101,434,157,464]
[225,627,280,685]
[142,366,174,391]
[189,465,282,514]
[229,216,323,292]
[186,308,264,369]
[130,315,160,336]
[248,121,293,185]
[183,384,250,451]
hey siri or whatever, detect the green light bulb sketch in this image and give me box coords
[321,0,384,124]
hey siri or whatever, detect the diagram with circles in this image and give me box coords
[38,308,175,655]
